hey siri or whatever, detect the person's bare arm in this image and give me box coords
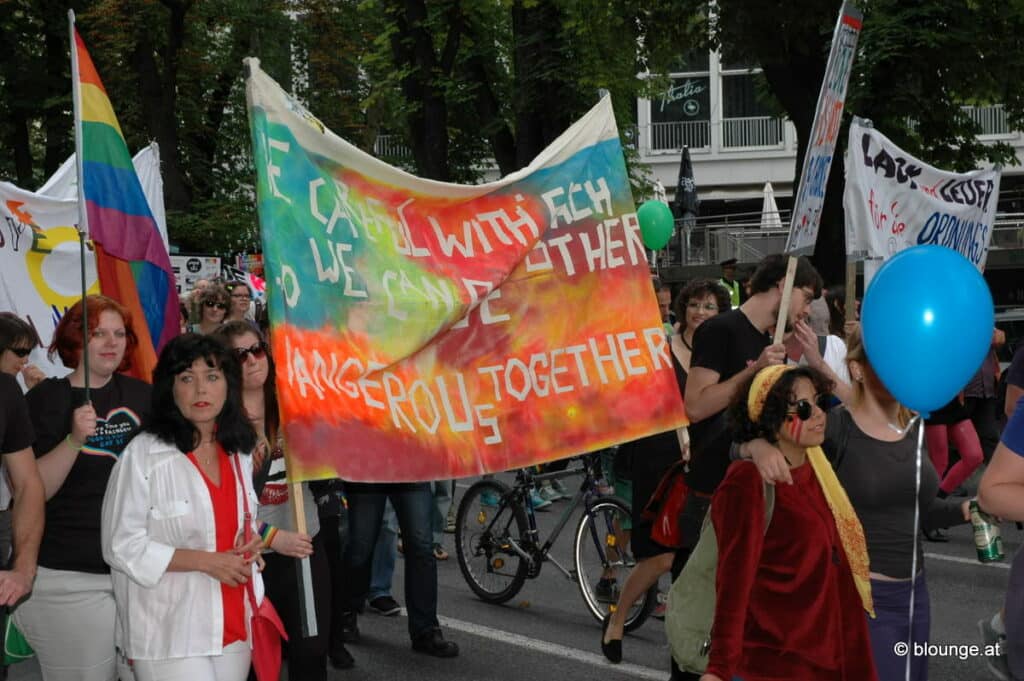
[37,403,95,500]
[0,448,45,605]
[1007,384,1023,420]
[684,344,786,423]
[978,441,1024,520]
[792,320,854,405]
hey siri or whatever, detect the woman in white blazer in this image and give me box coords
[102,333,264,681]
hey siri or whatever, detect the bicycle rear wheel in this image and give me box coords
[455,479,530,604]
[573,496,657,632]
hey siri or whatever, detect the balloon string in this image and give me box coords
[905,417,923,681]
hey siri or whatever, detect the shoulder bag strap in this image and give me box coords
[231,454,258,611]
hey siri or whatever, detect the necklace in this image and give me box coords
[680,334,692,351]
[194,439,217,466]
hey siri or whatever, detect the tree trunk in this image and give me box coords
[6,108,32,187]
[760,55,846,285]
[387,0,456,182]
[43,28,70,177]
[511,0,576,167]
[132,1,192,211]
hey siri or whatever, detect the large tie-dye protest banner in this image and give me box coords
[244,59,686,483]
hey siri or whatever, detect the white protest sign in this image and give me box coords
[844,118,1000,286]
[785,2,863,254]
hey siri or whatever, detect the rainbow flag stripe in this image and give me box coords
[73,29,178,377]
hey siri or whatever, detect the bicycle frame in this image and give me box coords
[512,455,610,581]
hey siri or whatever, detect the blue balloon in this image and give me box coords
[861,245,993,418]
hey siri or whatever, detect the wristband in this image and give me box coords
[65,434,83,451]
[258,522,278,548]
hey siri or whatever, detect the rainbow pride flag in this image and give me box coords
[71,21,178,380]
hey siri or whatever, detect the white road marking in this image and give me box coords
[925,552,1010,570]
[433,614,666,680]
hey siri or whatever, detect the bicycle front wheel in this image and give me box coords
[573,496,657,632]
[455,479,530,604]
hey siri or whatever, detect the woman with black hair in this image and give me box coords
[697,365,877,681]
[0,312,44,390]
[101,334,264,681]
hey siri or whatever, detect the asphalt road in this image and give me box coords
[9,469,1015,681]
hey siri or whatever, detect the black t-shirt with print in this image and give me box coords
[0,374,33,455]
[26,374,151,573]
[686,308,771,493]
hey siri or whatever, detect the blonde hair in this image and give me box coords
[844,325,913,427]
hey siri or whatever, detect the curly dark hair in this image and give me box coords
[672,278,732,324]
[728,365,833,445]
[146,333,256,454]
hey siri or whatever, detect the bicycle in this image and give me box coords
[454,452,657,631]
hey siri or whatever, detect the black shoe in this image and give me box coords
[601,613,622,664]
[412,628,460,658]
[368,595,402,616]
[922,527,949,542]
[329,644,355,669]
[339,611,360,643]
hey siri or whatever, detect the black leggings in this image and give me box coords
[260,533,333,681]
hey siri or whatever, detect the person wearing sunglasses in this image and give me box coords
[191,286,231,336]
[697,364,877,681]
[214,321,343,677]
[0,312,45,391]
[740,326,972,681]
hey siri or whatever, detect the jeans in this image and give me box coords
[868,575,930,681]
[431,481,454,546]
[342,483,438,639]
[368,501,398,601]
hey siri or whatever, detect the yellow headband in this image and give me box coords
[747,364,790,422]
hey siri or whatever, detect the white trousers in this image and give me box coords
[131,641,251,681]
[12,567,129,681]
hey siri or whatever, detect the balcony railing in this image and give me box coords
[963,104,1011,136]
[649,120,711,152]
[373,134,412,160]
[722,116,785,148]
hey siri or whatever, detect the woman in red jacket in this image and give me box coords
[701,365,877,681]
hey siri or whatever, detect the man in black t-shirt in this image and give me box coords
[0,374,44,605]
[684,254,823,494]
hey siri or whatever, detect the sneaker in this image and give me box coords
[652,590,668,620]
[412,627,460,658]
[480,490,500,507]
[594,577,619,603]
[529,488,552,510]
[978,616,1010,681]
[552,479,571,498]
[368,595,402,617]
[339,610,360,644]
[538,483,563,502]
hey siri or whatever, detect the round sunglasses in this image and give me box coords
[6,347,32,358]
[786,394,833,421]
[204,301,228,311]
[233,343,267,362]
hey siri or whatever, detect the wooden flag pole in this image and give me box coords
[772,256,799,345]
[845,260,858,325]
[291,480,318,638]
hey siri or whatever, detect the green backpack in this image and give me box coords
[665,481,775,673]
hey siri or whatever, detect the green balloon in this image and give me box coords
[637,201,675,250]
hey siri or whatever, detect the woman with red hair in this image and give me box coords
[14,295,152,681]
